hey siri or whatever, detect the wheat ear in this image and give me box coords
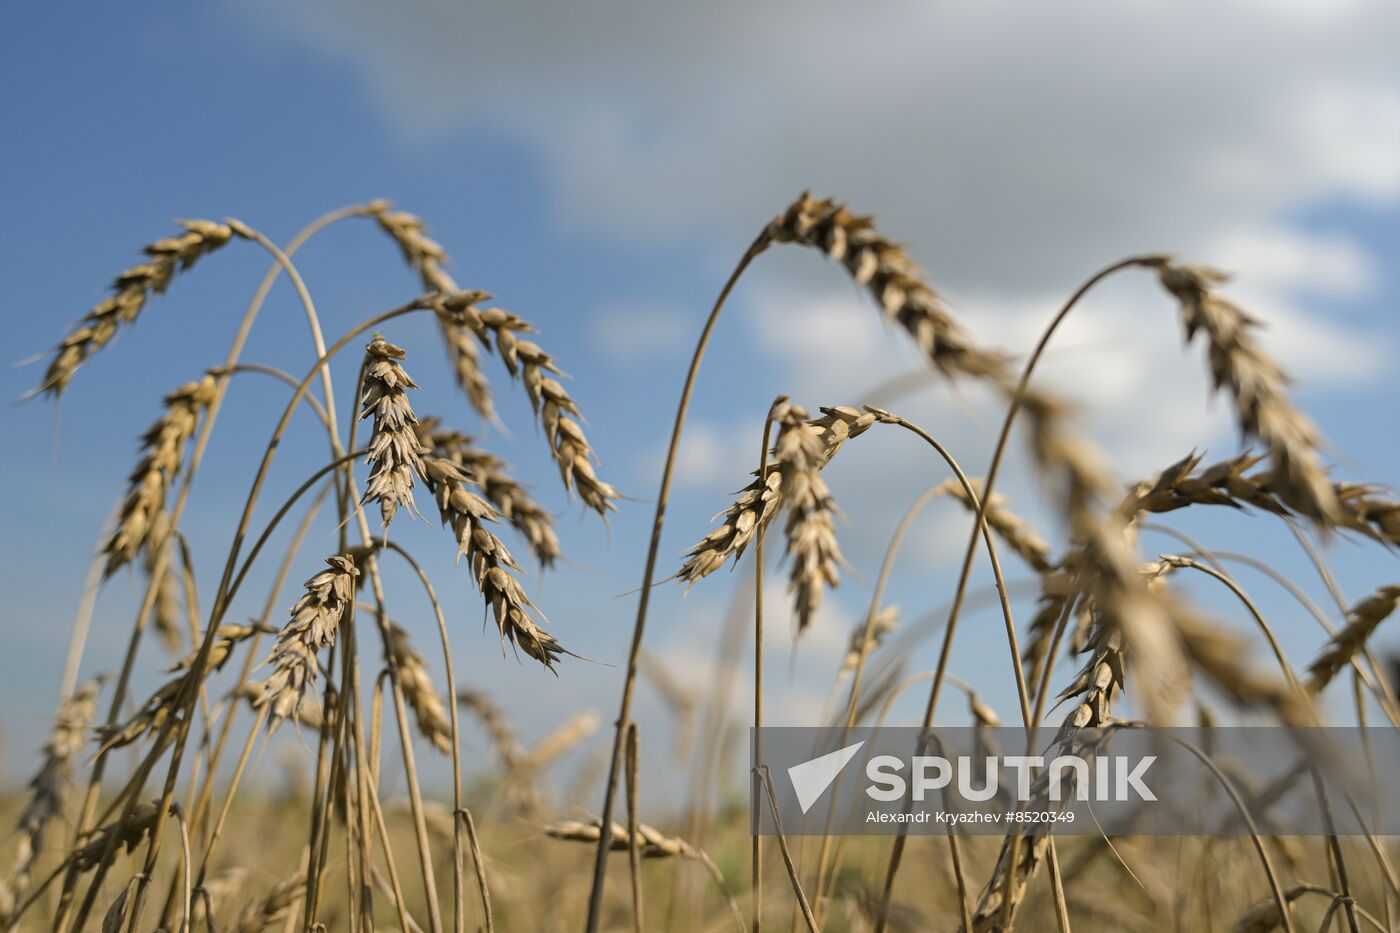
[679,406,874,584]
[417,417,561,567]
[37,220,237,396]
[767,400,844,633]
[373,207,494,417]
[10,680,101,896]
[421,456,564,668]
[359,337,428,530]
[254,556,359,724]
[1157,260,1339,523]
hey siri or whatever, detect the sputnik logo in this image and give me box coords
[786,741,865,814]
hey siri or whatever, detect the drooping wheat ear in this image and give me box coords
[254,556,359,723]
[234,682,328,731]
[976,437,1315,930]
[11,679,101,893]
[234,869,307,933]
[359,337,428,529]
[1017,387,1203,723]
[1127,451,1286,517]
[1020,577,1078,700]
[98,625,260,754]
[384,622,452,754]
[772,400,844,633]
[679,406,875,584]
[1127,450,1400,547]
[1230,885,1324,933]
[638,652,699,758]
[433,290,619,517]
[832,606,899,699]
[146,510,182,652]
[1168,598,1312,725]
[523,710,600,772]
[545,820,700,860]
[1336,483,1400,546]
[102,374,218,578]
[934,477,1053,573]
[197,867,250,923]
[421,455,564,669]
[549,819,745,931]
[970,393,1193,929]
[766,192,1012,381]
[72,802,164,872]
[37,220,238,397]
[457,688,541,812]
[1306,585,1400,692]
[1156,260,1339,524]
[456,689,525,772]
[373,206,494,417]
[417,417,561,567]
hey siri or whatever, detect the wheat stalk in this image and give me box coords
[36,221,237,397]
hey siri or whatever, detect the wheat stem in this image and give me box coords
[752,399,781,933]
[585,233,770,933]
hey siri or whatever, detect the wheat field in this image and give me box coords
[1,192,1398,933]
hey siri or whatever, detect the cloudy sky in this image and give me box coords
[2,3,1398,789]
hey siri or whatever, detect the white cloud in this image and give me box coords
[247,0,1400,292]
[246,0,1398,448]
[1208,228,1377,297]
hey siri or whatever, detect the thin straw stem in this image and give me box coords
[585,234,770,932]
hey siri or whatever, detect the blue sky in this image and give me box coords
[2,3,1398,791]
